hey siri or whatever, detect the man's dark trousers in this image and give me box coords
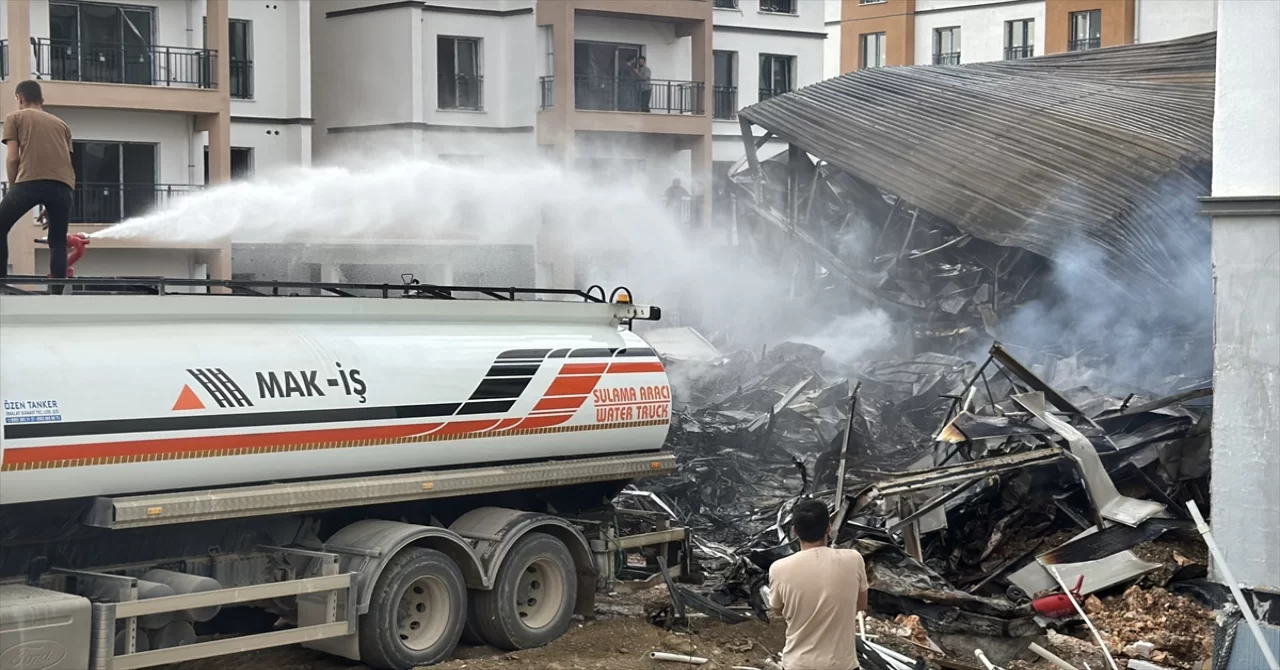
[0,179,73,279]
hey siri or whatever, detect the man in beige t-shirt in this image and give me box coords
[768,498,869,670]
[1,79,75,280]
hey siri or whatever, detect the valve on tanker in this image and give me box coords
[33,233,90,279]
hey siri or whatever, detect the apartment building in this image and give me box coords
[708,0,825,224]
[837,0,1216,71]
[0,0,310,283]
[306,0,715,289]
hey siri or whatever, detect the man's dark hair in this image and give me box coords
[791,498,830,543]
[15,80,44,104]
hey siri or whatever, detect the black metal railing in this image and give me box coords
[932,52,961,65]
[230,59,253,99]
[713,85,737,120]
[574,76,704,115]
[1004,45,1035,60]
[539,75,554,109]
[438,73,483,110]
[70,183,203,224]
[672,195,705,228]
[32,38,217,88]
[760,0,796,14]
[1069,37,1101,51]
[713,0,738,8]
[759,87,791,102]
[1,40,8,80]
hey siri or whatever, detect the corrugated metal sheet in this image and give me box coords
[738,33,1216,284]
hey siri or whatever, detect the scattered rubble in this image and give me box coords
[621,326,1217,670]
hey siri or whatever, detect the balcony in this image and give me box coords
[0,182,202,225]
[759,87,791,102]
[1069,37,1101,52]
[539,76,554,109]
[760,0,797,14]
[574,76,704,115]
[438,73,483,111]
[933,52,961,65]
[33,38,216,89]
[1005,45,1035,60]
[713,86,737,120]
[230,59,253,99]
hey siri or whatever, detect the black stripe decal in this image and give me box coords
[3,402,464,441]
[615,348,657,357]
[485,364,541,377]
[569,348,615,358]
[467,377,534,401]
[548,349,571,359]
[497,349,551,360]
[454,400,517,416]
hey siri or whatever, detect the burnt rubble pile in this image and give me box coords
[622,334,1221,668]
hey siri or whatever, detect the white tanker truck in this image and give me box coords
[0,272,685,670]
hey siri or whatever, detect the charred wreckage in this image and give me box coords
[613,33,1269,670]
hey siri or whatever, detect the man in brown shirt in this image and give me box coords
[1,80,75,280]
[768,498,869,669]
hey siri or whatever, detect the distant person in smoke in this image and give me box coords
[767,498,868,670]
[664,178,690,209]
[0,80,75,284]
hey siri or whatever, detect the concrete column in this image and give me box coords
[1203,0,1280,599]
[690,19,712,120]
[195,0,233,288]
[5,0,31,84]
[691,135,712,230]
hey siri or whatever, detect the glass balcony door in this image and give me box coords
[49,1,155,85]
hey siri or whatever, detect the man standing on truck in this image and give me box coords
[768,498,869,669]
[0,80,75,283]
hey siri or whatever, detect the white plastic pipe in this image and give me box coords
[649,651,709,665]
[974,649,1000,670]
[1188,500,1280,670]
[1029,642,1080,670]
[865,640,917,668]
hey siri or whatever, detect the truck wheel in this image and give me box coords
[359,547,467,669]
[471,532,577,651]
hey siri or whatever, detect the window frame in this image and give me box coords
[1004,18,1035,59]
[932,26,961,65]
[758,53,795,101]
[437,35,484,111]
[860,32,887,70]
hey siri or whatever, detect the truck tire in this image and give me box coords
[359,547,467,669]
[471,532,577,651]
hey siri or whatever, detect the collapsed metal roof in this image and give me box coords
[738,33,1216,284]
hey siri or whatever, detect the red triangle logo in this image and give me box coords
[173,384,206,411]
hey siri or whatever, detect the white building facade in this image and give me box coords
[709,0,826,163]
[1,0,308,281]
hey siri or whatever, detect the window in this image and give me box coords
[859,0,887,4]
[759,54,793,101]
[933,27,960,65]
[1005,19,1034,59]
[713,0,738,8]
[713,50,737,120]
[48,2,156,85]
[203,146,254,182]
[71,140,156,223]
[1069,10,1101,51]
[760,0,796,14]
[228,19,252,99]
[573,40,646,112]
[860,32,886,69]
[438,37,482,110]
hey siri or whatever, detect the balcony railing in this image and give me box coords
[1004,45,1035,60]
[438,73,483,110]
[575,76,704,115]
[539,75,554,109]
[672,195,705,228]
[760,0,796,14]
[33,38,216,88]
[1,40,8,80]
[72,183,203,224]
[713,0,738,8]
[1069,37,1101,51]
[759,87,791,102]
[230,59,253,99]
[932,52,961,65]
[713,85,737,120]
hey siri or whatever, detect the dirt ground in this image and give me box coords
[176,590,790,670]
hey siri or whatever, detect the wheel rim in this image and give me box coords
[515,557,566,630]
[396,575,451,651]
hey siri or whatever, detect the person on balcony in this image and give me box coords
[635,56,653,112]
[1,80,75,283]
